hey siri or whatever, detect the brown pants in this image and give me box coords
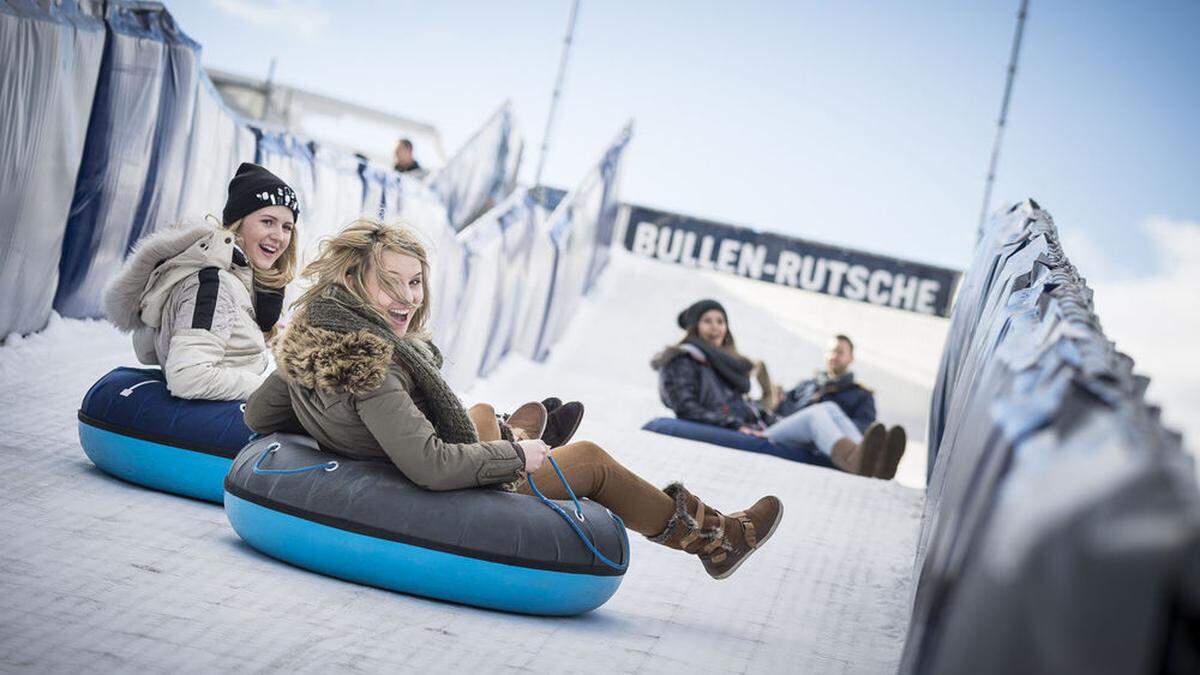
[468,404,675,536]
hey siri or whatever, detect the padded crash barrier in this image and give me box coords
[901,200,1200,674]
[224,434,629,616]
[54,1,203,319]
[642,417,834,469]
[430,101,523,232]
[77,367,254,503]
[0,0,104,336]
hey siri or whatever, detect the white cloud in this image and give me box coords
[209,0,332,39]
[1067,218,1200,458]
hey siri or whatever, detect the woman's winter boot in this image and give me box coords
[648,483,783,580]
[830,422,886,476]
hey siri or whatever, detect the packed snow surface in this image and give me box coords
[0,251,939,673]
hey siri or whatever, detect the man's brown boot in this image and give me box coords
[648,483,784,580]
[830,422,886,476]
[874,425,906,480]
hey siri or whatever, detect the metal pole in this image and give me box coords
[261,57,277,121]
[534,0,580,191]
[977,0,1030,239]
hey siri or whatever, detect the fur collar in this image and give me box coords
[650,343,706,370]
[273,321,395,395]
[103,223,238,331]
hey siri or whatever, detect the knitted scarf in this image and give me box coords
[684,336,753,394]
[303,284,479,444]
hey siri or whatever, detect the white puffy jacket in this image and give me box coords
[103,224,271,401]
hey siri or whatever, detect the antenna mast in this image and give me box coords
[534,0,580,191]
[977,0,1030,239]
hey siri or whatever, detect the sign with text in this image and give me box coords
[623,205,961,317]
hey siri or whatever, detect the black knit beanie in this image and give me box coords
[222,162,300,225]
[677,298,727,330]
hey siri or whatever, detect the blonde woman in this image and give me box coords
[104,163,299,401]
[244,219,784,580]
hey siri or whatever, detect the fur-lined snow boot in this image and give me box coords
[648,483,784,580]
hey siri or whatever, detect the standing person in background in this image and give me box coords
[103,163,299,400]
[766,335,906,479]
[393,138,426,178]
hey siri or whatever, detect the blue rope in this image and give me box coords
[252,443,339,475]
[526,455,629,571]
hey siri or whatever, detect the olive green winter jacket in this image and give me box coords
[244,320,524,492]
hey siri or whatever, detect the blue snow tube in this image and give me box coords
[225,434,630,616]
[78,367,255,502]
[641,417,835,469]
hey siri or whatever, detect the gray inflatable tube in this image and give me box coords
[223,434,630,615]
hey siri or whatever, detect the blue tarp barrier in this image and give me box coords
[440,215,507,389]
[358,161,389,220]
[382,170,407,223]
[54,2,201,319]
[440,189,537,388]
[582,124,632,293]
[524,123,633,361]
[0,0,105,336]
[900,200,1200,674]
[478,191,539,378]
[399,178,464,349]
[309,145,366,246]
[175,75,256,224]
[429,101,523,232]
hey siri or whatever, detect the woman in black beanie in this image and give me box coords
[651,299,777,434]
[103,163,301,400]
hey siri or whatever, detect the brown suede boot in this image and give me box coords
[874,425,906,480]
[500,401,547,441]
[649,483,784,580]
[830,422,886,477]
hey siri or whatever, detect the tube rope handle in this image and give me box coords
[251,442,339,475]
[526,454,629,571]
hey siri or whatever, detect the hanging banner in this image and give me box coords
[622,205,961,317]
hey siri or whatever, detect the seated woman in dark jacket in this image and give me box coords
[651,299,773,434]
[652,300,885,475]
[244,220,784,580]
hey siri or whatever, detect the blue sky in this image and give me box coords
[170,0,1199,276]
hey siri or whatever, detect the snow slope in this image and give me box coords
[0,250,934,673]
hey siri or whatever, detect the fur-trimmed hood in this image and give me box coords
[650,342,706,370]
[103,223,248,331]
[273,321,396,395]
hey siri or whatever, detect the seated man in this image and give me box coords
[765,334,906,479]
